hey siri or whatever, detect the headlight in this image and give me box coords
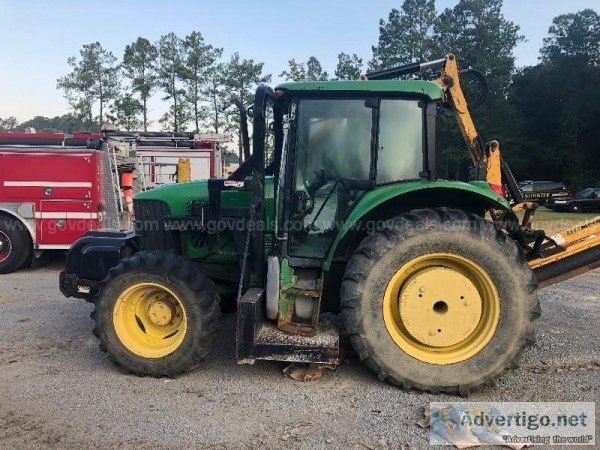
[554,201,567,204]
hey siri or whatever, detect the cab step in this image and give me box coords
[236,287,339,365]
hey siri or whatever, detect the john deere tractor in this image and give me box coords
[62,54,599,394]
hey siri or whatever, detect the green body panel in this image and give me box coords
[135,179,259,213]
[135,179,208,214]
[322,180,510,270]
[276,80,444,101]
[136,178,507,270]
[278,258,296,321]
[134,178,276,263]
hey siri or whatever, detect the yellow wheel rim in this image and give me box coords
[383,252,500,364]
[113,282,187,358]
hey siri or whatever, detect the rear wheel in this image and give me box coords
[93,251,220,376]
[340,208,540,394]
[568,202,582,213]
[0,216,33,274]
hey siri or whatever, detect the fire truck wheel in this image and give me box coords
[92,251,221,377]
[0,216,33,274]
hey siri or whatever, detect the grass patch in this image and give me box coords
[519,207,600,235]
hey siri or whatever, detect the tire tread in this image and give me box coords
[340,207,540,394]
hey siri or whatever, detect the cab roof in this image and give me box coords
[275,79,444,101]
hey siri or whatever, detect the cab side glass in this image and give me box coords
[376,100,423,183]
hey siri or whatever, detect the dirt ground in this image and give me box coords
[0,256,599,449]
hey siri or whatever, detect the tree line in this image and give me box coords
[1,0,598,189]
[366,0,600,190]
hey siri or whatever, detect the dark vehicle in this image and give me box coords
[546,188,600,213]
[519,181,569,204]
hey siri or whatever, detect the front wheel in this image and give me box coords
[93,251,220,376]
[568,202,582,213]
[340,208,540,394]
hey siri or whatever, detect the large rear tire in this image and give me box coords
[0,216,33,274]
[340,208,540,395]
[92,251,220,376]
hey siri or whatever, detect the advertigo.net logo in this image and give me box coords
[429,402,595,447]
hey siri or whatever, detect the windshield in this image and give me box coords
[576,188,596,197]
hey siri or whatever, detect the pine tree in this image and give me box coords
[122,37,159,131]
[370,0,437,70]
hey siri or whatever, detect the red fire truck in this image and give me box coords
[0,132,121,274]
[0,130,227,274]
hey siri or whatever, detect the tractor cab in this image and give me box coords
[226,80,455,362]
[245,80,443,260]
[228,81,443,333]
[279,83,435,261]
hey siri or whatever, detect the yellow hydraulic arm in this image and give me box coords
[432,55,503,188]
[364,54,521,201]
[365,54,600,287]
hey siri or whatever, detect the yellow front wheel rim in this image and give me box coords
[113,282,187,358]
[383,252,500,364]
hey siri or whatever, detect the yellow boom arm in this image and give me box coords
[364,54,600,287]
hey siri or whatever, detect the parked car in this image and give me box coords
[519,181,569,204]
[545,188,600,213]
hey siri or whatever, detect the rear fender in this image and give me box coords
[323,181,510,270]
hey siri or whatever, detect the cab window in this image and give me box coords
[377,99,423,183]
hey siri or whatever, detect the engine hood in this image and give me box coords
[134,180,209,216]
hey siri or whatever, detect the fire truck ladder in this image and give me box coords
[107,145,124,213]
[135,154,148,191]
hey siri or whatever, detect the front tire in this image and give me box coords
[93,251,220,376]
[568,202,582,213]
[340,208,540,394]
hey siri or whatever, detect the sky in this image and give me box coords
[0,0,597,125]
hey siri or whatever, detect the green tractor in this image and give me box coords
[60,55,540,394]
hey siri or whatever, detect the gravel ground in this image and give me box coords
[0,256,598,449]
